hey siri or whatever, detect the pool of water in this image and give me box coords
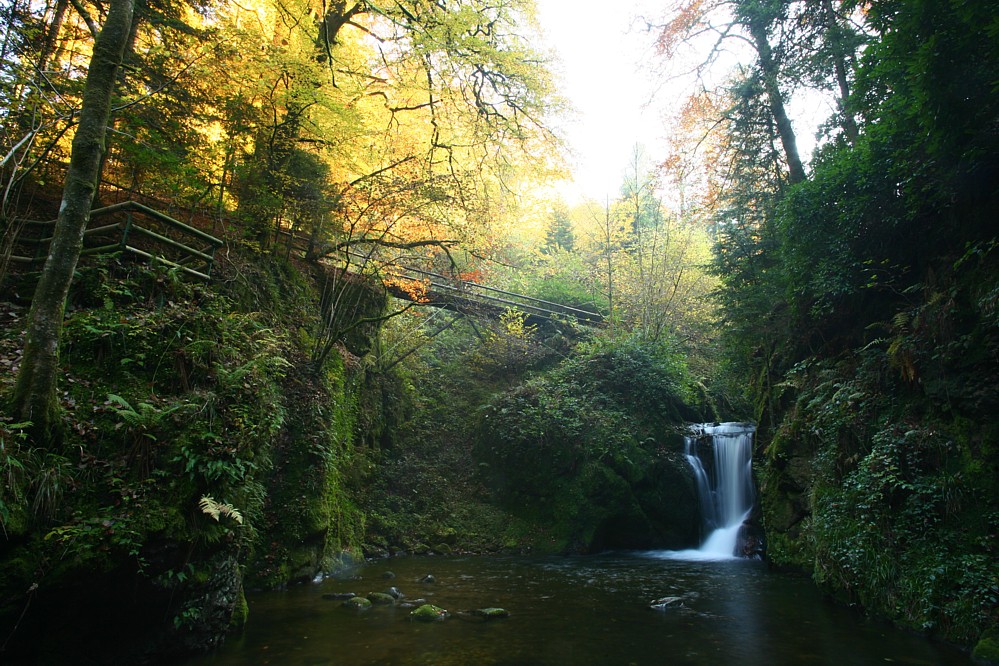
[185,553,970,665]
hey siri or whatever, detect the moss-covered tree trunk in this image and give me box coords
[11,0,135,443]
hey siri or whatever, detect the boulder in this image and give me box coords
[410,604,449,622]
[366,592,396,605]
[342,596,372,610]
[322,592,357,601]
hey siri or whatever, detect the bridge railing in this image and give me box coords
[9,201,223,281]
[271,233,604,325]
[396,264,603,325]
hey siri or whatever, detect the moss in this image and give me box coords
[973,634,999,665]
[342,596,372,609]
[0,253,383,659]
[410,604,448,622]
[757,351,999,650]
[229,586,249,630]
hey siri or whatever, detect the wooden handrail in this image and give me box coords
[341,248,603,323]
[9,200,222,282]
[90,201,223,247]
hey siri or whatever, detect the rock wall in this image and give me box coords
[0,254,385,662]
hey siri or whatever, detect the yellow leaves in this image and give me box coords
[656,0,709,59]
[659,90,731,219]
[385,276,431,304]
[499,308,537,340]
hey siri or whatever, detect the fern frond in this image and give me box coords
[199,495,244,525]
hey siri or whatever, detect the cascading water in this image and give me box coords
[661,422,757,561]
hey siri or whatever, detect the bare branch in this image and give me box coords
[69,0,100,39]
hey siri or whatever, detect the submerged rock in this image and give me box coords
[649,596,685,610]
[410,604,449,622]
[322,592,358,601]
[736,521,766,560]
[420,574,436,584]
[398,598,427,608]
[470,607,509,619]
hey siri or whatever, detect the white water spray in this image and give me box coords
[659,422,756,561]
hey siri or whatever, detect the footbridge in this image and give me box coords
[7,206,603,326]
[382,263,603,327]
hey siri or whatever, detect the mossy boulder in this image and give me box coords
[342,596,372,610]
[366,592,396,605]
[973,634,999,665]
[471,340,705,554]
[410,604,449,622]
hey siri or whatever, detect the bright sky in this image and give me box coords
[534,0,673,203]
[532,0,828,205]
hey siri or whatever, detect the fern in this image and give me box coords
[107,393,183,432]
[198,496,244,525]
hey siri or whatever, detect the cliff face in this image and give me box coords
[0,253,386,663]
[757,256,999,652]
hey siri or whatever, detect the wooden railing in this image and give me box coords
[391,264,604,325]
[273,228,605,325]
[9,201,223,281]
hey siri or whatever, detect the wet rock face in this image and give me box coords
[735,521,766,560]
[759,450,814,569]
[0,550,246,664]
[587,450,702,553]
[172,553,245,655]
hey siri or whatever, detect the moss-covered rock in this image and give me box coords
[342,596,372,610]
[0,254,383,661]
[410,604,449,622]
[230,586,249,630]
[973,633,999,665]
[471,339,703,553]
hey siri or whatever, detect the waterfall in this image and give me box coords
[658,422,757,561]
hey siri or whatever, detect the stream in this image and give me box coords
[184,553,970,665]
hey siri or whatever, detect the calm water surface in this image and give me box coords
[185,553,970,665]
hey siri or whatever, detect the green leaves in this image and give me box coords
[476,336,698,503]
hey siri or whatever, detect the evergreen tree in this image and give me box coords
[544,203,574,253]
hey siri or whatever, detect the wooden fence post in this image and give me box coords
[120,211,133,251]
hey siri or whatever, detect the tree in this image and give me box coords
[653,0,868,185]
[543,201,574,253]
[11,0,135,442]
[734,0,805,183]
[620,143,662,238]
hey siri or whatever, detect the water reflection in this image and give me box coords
[184,554,970,666]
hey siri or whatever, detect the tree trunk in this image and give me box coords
[36,0,70,75]
[821,0,859,143]
[747,18,807,185]
[11,0,135,444]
